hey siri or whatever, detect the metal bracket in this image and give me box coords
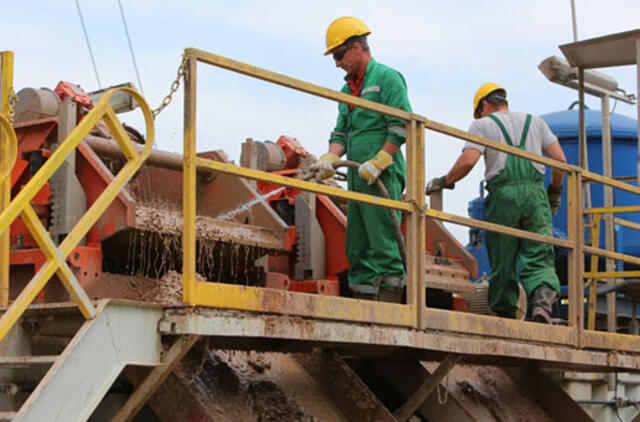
[394,354,461,422]
[50,98,87,244]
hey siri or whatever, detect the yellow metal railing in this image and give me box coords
[180,47,640,352]
[0,86,154,342]
[1,51,15,306]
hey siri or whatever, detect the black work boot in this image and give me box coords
[352,292,378,301]
[531,286,557,324]
[496,309,517,319]
[378,287,403,304]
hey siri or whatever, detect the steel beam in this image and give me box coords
[158,308,640,372]
[0,51,14,307]
[294,351,396,422]
[504,366,593,421]
[15,301,163,422]
[112,334,199,422]
[393,354,461,422]
[376,360,477,422]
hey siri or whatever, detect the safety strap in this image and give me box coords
[487,113,532,149]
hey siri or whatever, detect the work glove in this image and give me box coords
[425,176,454,195]
[358,150,393,185]
[308,153,340,181]
[547,184,562,215]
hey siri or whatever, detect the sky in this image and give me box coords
[3,0,639,242]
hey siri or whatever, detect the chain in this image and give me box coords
[152,55,187,118]
[437,372,449,404]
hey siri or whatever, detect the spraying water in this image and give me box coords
[215,187,284,222]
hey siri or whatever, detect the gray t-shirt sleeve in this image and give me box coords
[464,120,486,153]
[534,116,558,150]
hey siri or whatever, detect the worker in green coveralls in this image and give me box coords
[309,17,411,303]
[426,83,567,323]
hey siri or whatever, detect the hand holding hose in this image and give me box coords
[308,153,340,181]
[358,150,393,185]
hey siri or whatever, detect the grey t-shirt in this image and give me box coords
[465,111,558,182]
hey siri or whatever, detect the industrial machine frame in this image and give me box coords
[1,45,640,365]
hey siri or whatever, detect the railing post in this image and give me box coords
[405,119,426,328]
[1,51,14,307]
[567,170,585,346]
[182,50,197,304]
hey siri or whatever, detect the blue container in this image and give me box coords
[540,107,639,259]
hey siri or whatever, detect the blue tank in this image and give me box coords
[540,106,639,259]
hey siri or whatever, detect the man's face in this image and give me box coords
[332,42,358,76]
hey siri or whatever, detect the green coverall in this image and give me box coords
[484,114,561,316]
[328,58,411,295]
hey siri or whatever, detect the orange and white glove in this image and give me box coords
[309,153,340,181]
[358,150,393,185]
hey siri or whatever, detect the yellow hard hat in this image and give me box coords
[324,16,371,55]
[473,83,506,119]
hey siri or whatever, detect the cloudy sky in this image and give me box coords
[3,0,639,242]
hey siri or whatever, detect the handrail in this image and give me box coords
[0,87,154,342]
[180,47,640,345]
[1,51,15,307]
[584,205,640,214]
[614,218,640,231]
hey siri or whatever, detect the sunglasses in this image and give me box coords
[332,43,354,61]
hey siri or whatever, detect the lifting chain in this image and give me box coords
[152,55,187,118]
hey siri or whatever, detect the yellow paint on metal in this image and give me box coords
[614,218,640,232]
[424,119,577,173]
[188,48,417,123]
[195,157,414,212]
[584,205,640,214]
[182,53,197,305]
[0,87,154,343]
[1,51,15,307]
[425,208,573,248]
[191,280,415,327]
[422,307,575,345]
[587,214,601,330]
[583,170,640,198]
[584,245,640,267]
[584,271,640,278]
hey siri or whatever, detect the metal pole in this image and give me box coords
[578,68,586,170]
[601,95,617,334]
[570,0,579,42]
[636,38,640,187]
[182,52,197,304]
[0,51,14,307]
[405,120,425,329]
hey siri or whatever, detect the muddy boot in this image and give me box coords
[378,287,403,304]
[531,286,557,324]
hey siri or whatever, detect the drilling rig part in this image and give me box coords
[13,88,60,123]
[295,193,326,280]
[394,354,462,422]
[50,98,87,243]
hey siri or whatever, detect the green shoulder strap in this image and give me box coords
[487,114,514,147]
[518,114,533,149]
[487,113,532,149]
